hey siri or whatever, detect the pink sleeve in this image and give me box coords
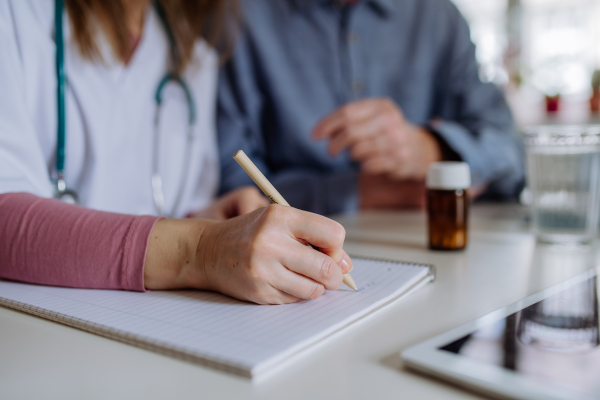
[0,192,162,291]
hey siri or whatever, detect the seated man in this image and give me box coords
[218,0,525,215]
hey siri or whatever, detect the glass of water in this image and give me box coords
[525,125,600,244]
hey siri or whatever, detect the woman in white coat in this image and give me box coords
[0,0,352,305]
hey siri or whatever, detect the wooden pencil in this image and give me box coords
[234,150,357,291]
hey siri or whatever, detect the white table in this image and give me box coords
[1,204,597,400]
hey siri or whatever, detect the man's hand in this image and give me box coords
[193,186,270,220]
[312,98,442,179]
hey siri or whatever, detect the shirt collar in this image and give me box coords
[291,0,395,18]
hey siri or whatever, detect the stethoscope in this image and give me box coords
[53,0,196,217]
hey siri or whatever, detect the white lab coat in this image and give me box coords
[0,0,219,217]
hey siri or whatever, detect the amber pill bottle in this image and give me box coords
[426,162,471,251]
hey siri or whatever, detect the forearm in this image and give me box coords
[430,120,524,199]
[0,192,159,291]
[432,8,525,200]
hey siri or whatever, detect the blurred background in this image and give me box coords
[450,0,600,128]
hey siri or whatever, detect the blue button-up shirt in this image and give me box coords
[218,0,525,215]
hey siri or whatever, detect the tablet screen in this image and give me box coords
[439,276,600,395]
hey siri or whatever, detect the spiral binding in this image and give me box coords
[349,254,436,282]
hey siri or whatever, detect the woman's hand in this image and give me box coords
[199,205,353,304]
[193,186,269,220]
[144,205,353,305]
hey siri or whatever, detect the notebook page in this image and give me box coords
[0,258,431,378]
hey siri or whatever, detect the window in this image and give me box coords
[451,0,600,95]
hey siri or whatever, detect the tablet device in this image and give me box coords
[402,268,599,400]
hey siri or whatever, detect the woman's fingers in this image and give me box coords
[251,288,303,305]
[234,186,269,216]
[197,205,352,305]
[284,207,353,276]
[271,265,326,300]
[192,186,265,220]
[280,240,344,290]
[284,208,347,264]
[339,251,353,273]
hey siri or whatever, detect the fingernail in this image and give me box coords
[341,255,353,273]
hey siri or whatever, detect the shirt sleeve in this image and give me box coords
[430,2,525,199]
[0,192,161,291]
[217,35,359,216]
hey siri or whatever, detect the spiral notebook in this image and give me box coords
[0,256,434,381]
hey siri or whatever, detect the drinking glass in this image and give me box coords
[525,125,600,244]
[517,276,599,353]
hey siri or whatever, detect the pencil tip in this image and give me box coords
[343,274,358,291]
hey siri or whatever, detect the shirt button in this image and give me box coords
[352,80,364,94]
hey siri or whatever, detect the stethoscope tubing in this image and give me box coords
[55,0,66,176]
[152,75,196,216]
[52,0,197,216]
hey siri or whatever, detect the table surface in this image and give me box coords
[2,204,598,400]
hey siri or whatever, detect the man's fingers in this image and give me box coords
[349,134,387,161]
[362,155,398,175]
[312,100,380,140]
[327,129,351,155]
[327,116,384,155]
[281,241,343,290]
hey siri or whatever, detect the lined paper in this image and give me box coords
[0,257,432,379]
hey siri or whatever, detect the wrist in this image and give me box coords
[426,124,461,162]
[144,218,216,290]
[194,217,223,293]
[418,126,443,164]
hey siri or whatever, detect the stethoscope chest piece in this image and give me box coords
[53,177,80,205]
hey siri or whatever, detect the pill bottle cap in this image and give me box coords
[426,162,471,190]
